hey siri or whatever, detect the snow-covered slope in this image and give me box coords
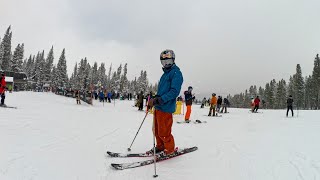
[1,92,319,180]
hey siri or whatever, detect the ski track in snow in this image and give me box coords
[1,92,320,180]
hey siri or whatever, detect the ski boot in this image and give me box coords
[146,147,163,155]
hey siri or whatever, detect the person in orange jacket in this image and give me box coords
[208,93,217,116]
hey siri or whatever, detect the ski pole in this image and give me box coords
[127,111,149,151]
[153,119,158,178]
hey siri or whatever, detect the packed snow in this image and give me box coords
[1,92,320,180]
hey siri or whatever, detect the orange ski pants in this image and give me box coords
[153,109,175,154]
[185,105,192,120]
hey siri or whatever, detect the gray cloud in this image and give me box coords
[1,0,320,96]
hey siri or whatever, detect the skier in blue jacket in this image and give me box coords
[147,49,183,156]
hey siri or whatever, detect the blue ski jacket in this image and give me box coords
[155,64,183,113]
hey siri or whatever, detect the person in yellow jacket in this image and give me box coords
[208,93,217,116]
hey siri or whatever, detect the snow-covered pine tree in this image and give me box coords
[106,63,112,89]
[34,51,46,89]
[258,86,264,100]
[11,44,21,72]
[115,64,122,93]
[98,62,107,88]
[287,76,295,99]
[0,37,2,69]
[56,49,68,88]
[22,58,27,72]
[293,64,304,109]
[120,63,129,94]
[264,82,271,109]
[269,79,277,109]
[91,62,98,86]
[44,46,54,81]
[275,79,287,109]
[0,26,12,71]
[71,63,79,89]
[311,54,320,109]
[51,65,58,88]
[11,43,24,72]
[304,75,313,109]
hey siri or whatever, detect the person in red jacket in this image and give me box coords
[0,73,7,106]
[252,96,260,113]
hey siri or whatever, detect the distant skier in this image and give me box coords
[184,86,195,122]
[220,98,230,113]
[252,96,260,113]
[250,97,255,112]
[137,91,144,111]
[75,90,81,104]
[286,95,294,117]
[107,91,112,103]
[208,93,217,116]
[216,96,223,112]
[147,49,183,156]
[99,90,105,102]
[201,97,206,108]
[0,73,7,106]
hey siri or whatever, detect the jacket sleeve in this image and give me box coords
[161,70,183,103]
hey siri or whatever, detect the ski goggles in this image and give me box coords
[161,59,174,68]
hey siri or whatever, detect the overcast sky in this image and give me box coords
[1,0,320,97]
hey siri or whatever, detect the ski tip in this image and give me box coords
[106,151,115,157]
[111,163,124,170]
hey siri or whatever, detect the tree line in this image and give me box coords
[228,54,320,110]
[0,26,157,95]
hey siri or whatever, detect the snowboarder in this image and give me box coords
[216,96,222,112]
[0,73,7,106]
[184,86,195,122]
[208,93,217,116]
[252,96,260,113]
[147,49,183,156]
[286,95,294,117]
[200,97,206,108]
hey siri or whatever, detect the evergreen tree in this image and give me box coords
[287,76,295,98]
[120,63,129,94]
[275,79,287,109]
[51,65,58,88]
[293,64,304,109]
[264,83,272,109]
[56,49,68,88]
[0,36,2,68]
[44,46,54,81]
[304,75,313,109]
[258,86,264,100]
[98,63,107,88]
[107,63,112,89]
[11,44,24,72]
[311,54,320,109]
[91,62,98,86]
[0,26,12,71]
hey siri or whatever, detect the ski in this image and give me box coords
[193,120,207,124]
[110,146,198,170]
[107,151,152,158]
[204,115,222,117]
[177,121,192,124]
[0,105,17,109]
